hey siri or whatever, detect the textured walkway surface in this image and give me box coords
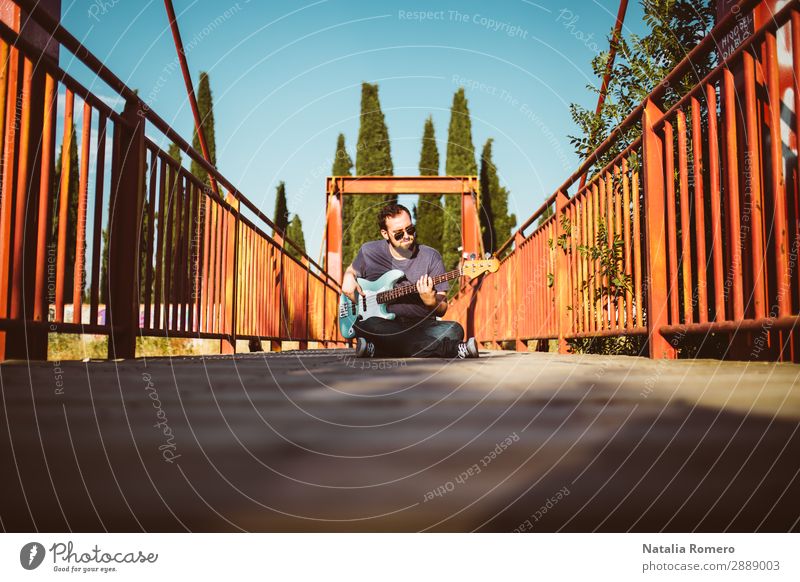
[1,350,799,532]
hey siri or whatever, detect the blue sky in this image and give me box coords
[60,0,648,262]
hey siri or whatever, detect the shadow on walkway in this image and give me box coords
[1,350,798,532]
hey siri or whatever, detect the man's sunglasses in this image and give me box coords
[391,225,416,241]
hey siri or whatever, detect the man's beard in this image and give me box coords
[389,237,416,252]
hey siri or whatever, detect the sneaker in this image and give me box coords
[355,337,375,358]
[456,337,479,359]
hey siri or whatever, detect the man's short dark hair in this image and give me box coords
[378,203,411,231]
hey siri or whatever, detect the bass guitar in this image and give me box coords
[338,258,499,339]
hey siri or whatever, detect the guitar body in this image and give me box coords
[337,257,499,340]
[338,269,405,339]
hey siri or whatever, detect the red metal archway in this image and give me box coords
[324,176,483,284]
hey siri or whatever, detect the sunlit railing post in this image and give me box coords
[272,234,284,353]
[219,194,238,354]
[555,191,571,354]
[641,100,677,359]
[514,231,526,351]
[107,100,146,359]
[231,212,240,350]
[300,253,310,351]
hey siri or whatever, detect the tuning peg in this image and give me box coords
[469,253,477,260]
[484,252,491,259]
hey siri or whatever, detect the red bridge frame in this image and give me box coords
[324,176,483,284]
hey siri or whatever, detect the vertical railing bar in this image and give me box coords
[185,180,196,332]
[622,158,633,329]
[632,160,643,329]
[174,171,185,332]
[723,67,744,321]
[10,56,33,320]
[664,120,680,325]
[246,227,253,335]
[599,173,608,331]
[231,212,239,346]
[153,153,167,330]
[143,146,157,329]
[582,191,590,332]
[792,11,800,313]
[765,31,790,318]
[592,182,601,331]
[677,110,693,324]
[70,99,91,324]
[174,172,185,331]
[163,161,176,331]
[220,202,229,336]
[185,180,193,333]
[89,113,106,326]
[54,88,73,323]
[606,170,615,328]
[258,234,265,338]
[194,183,202,333]
[0,39,11,325]
[575,199,583,333]
[690,95,709,324]
[218,202,228,335]
[181,174,192,331]
[209,201,220,334]
[199,190,210,334]
[614,165,623,329]
[35,72,56,323]
[571,203,578,334]
[587,185,596,332]
[743,49,766,319]
[706,82,726,322]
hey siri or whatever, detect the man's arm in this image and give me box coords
[341,264,363,302]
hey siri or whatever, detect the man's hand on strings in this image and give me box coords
[342,269,363,302]
[416,275,437,307]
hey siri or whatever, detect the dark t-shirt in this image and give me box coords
[351,240,448,319]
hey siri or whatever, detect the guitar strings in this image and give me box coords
[342,268,465,316]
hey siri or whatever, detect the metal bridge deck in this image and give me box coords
[1,351,799,532]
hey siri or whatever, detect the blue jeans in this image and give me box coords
[354,317,465,358]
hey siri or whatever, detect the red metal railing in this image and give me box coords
[448,0,800,360]
[0,0,343,360]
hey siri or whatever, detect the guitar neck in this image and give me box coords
[376,268,461,304]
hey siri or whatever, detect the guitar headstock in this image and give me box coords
[461,257,500,280]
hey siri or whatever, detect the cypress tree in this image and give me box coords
[273,181,289,235]
[332,134,358,265]
[164,143,184,302]
[190,72,216,186]
[479,139,516,254]
[168,142,183,164]
[443,88,477,269]
[332,133,354,176]
[286,214,307,261]
[415,116,443,254]
[166,143,183,245]
[52,121,80,301]
[349,82,393,264]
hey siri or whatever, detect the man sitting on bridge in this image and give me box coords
[341,203,479,359]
